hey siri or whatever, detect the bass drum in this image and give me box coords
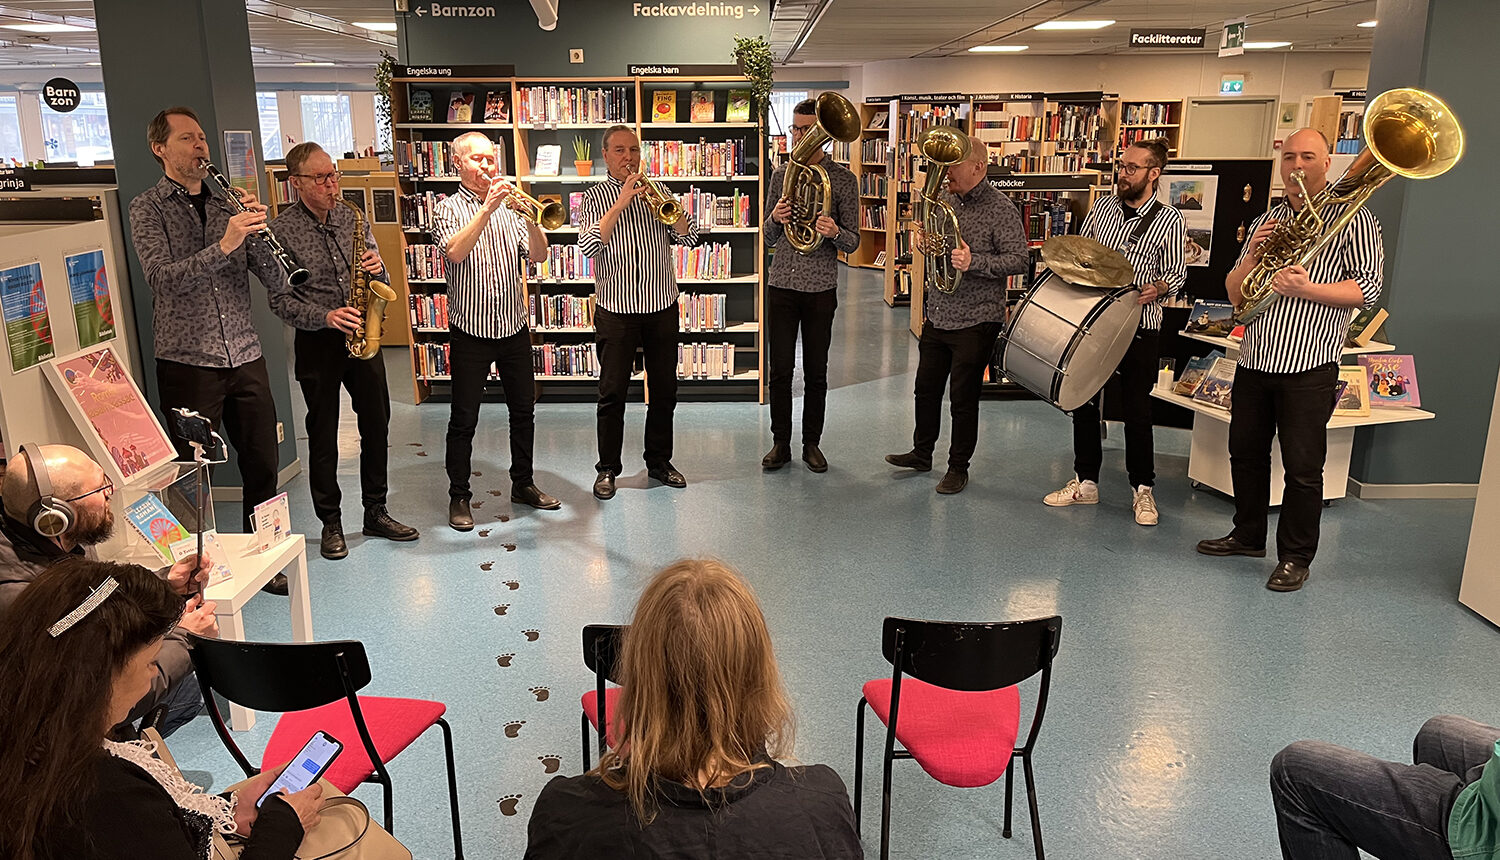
[999,271,1142,412]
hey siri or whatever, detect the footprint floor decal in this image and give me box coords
[496,653,515,667]
[503,580,520,590]
[480,561,494,571]
[504,720,526,738]
[523,629,539,642]
[497,794,522,816]
[493,604,509,616]
[538,755,561,774]
[503,543,517,552]
[528,686,549,701]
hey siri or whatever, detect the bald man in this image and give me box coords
[1197,128,1384,592]
[0,444,218,736]
[886,134,1028,494]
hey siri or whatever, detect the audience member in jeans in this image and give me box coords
[0,558,324,860]
[523,558,864,859]
[1271,715,1500,859]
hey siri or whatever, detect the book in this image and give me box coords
[874,250,886,266]
[726,90,751,123]
[1183,299,1235,336]
[483,90,510,123]
[168,531,233,584]
[1335,365,1372,416]
[1191,357,1237,411]
[651,90,677,123]
[409,90,434,122]
[690,91,714,123]
[124,493,190,563]
[869,109,890,129]
[1358,354,1420,408]
[252,492,293,553]
[1226,324,1246,343]
[1346,306,1389,347]
[447,91,475,123]
[534,144,561,176]
[1174,350,1225,396]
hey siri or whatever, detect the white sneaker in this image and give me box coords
[1043,478,1098,507]
[1133,486,1159,526]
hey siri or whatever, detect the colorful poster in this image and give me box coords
[49,345,176,480]
[1158,174,1219,268]
[0,261,54,372]
[65,249,115,347]
[124,493,190,563]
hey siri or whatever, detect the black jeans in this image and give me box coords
[156,356,279,532]
[293,329,390,523]
[1072,329,1159,488]
[446,325,536,500]
[594,303,678,475]
[1228,362,1339,565]
[912,320,1002,472]
[1271,715,1495,859]
[767,285,838,445]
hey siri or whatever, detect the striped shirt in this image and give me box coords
[1079,194,1187,331]
[578,174,701,314]
[430,185,530,339]
[1233,201,1383,373]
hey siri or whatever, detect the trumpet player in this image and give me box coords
[761,97,860,474]
[128,107,287,592]
[578,125,701,500]
[267,142,418,560]
[886,135,1028,495]
[432,131,560,532]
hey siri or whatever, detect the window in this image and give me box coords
[257,92,282,159]
[300,93,352,157]
[40,91,113,164]
[0,96,23,165]
[768,90,810,138]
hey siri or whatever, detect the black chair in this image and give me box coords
[579,623,625,771]
[854,615,1062,860]
[187,635,464,859]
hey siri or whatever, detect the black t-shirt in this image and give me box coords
[1121,201,1139,221]
[188,186,211,225]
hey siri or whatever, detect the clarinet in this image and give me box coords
[198,158,310,287]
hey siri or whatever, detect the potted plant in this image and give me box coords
[572,138,593,176]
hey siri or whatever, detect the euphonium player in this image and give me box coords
[268,142,419,559]
[430,131,561,531]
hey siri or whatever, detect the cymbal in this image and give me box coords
[1041,235,1135,288]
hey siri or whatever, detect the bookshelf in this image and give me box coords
[391,72,766,404]
[1309,93,1366,155]
[883,95,971,307]
[840,101,890,270]
[1116,99,1185,157]
[971,92,1119,174]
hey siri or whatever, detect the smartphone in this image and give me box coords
[256,731,343,808]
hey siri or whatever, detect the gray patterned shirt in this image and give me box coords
[267,200,387,331]
[762,160,860,292]
[128,176,286,367]
[923,179,1029,330]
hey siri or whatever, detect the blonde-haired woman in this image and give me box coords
[524,559,863,858]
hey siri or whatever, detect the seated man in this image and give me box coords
[0,444,216,736]
[1271,715,1500,859]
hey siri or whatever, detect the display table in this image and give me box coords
[204,533,313,730]
[1460,370,1500,624]
[1180,330,1397,357]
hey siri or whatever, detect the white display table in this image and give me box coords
[1460,370,1500,625]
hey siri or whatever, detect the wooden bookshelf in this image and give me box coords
[1309,93,1366,155]
[971,91,1119,174]
[1117,99,1185,157]
[884,95,971,307]
[841,101,889,270]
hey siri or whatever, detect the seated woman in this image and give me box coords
[524,558,864,859]
[0,558,324,860]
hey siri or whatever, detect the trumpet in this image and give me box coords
[636,173,684,225]
[492,177,567,229]
[198,158,309,287]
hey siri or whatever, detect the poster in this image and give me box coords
[223,130,258,196]
[0,261,54,372]
[45,345,177,482]
[65,249,115,347]
[1160,174,1218,267]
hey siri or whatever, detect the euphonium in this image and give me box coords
[1234,87,1463,324]
[342,199,397,360]
[498,181,567,230]
[198,158,310,287]
[638,174,684,225]
[782,91,861,253]
[914,126,972,295]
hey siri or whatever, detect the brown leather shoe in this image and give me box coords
[884,451,932,471]
[1266,561,1310,592]
[935,469,968,495]
[511,484,562,510]
[802,444,828,473]
[1196,534,1267,557]
[762,442,791,470]
[448,498,474,531]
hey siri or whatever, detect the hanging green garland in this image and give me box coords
[374,51,396,145]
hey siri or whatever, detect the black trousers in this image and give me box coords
[912,320,1003,472]
[1071,329,1160,488]
[155,356,279,533]
[293,328,390,523]
[767,285,838,446]
[446,325,536,500]
[1228,362,1339,566]
[594,303,679,475]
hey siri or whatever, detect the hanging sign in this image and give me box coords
[1129,29,1205,49]
[1219,18,1247,57]
[42,78,81,112]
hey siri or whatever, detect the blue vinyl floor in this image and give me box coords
[167,266,1499,859]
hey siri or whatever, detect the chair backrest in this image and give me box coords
[881,615,1062,692]
[189,635,373,712]
[582,624,626,684]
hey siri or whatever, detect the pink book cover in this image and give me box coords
[48,345,176,481]
[1358,354,1420,408]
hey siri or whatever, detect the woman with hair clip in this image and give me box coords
[524,558,864,858]
[0,558,324,860]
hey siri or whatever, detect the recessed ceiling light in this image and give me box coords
[969,45,1030,53]
[294,61,336,66]
[1357,20,1378,28]
[352,22,397,32]
[1033,20,1115,30]
[1245,41,1292,49]
[1,22,93,33]
[86,61,100,66]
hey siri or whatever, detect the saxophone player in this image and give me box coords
[268,142,419,560]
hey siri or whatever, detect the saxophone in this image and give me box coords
[342,200,398,360]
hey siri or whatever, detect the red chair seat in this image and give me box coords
[863,677,1020,788]
[580,686,623,749]
[261,696,447,793]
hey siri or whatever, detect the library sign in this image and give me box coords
[1129,29,1206,49]
[43,78,80,112]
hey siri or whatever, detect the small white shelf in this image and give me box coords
[1151,387,1434,430]
[1181,331,1397,357]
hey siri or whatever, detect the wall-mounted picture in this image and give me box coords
[371,188,398,224]
[341,187,368,217]
[1185,228,1213,266]
[1279,102,1299,127]
[1168,179,1207,210]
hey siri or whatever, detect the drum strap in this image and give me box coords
[1122,200,1164,279]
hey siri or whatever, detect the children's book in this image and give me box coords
[1335,365,1372,416]
[1357,354,1420,408]
[168,531,233,584]
[651,91,677,123]
[1191,357,1237,411]
[252,493,292,553]
[409,90,434,122]
[726,90,751,123]
[534,144,561,176]
[124,494,190,563]
[1174,350,1225,396]
[690,91,714,123]
[1182,299,1235,336]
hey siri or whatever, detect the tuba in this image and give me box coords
[199,158,310,287]
[782,91,861,253]
[914,126,972,294]
[342,199,397,360]
[638,174,684,225]
[1234,87,1463,324]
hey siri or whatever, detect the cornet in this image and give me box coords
[492,176,567,229]
[636,173,684,225]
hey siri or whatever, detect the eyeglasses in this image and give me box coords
[64,477,113,503]
[1114,161,1152,176]
[293,170,342,186]
[789,124,814,136]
